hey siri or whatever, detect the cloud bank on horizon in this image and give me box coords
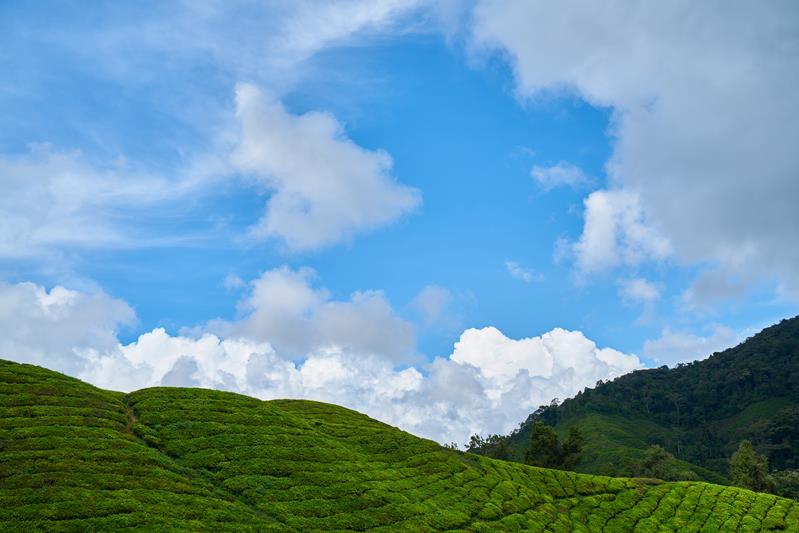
[0,279,640,444]
[1,0,797,443]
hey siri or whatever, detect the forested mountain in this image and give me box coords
[2,359,798,531]
[503,316,799,484]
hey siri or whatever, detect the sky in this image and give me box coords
[1,0,798,445]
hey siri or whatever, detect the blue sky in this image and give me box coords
[1,1,797,443]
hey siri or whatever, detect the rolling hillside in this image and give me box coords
[505,317,799,484]
[1,359,798,531]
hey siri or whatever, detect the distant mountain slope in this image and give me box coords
[1,359,798,531]
[507,316,799,482]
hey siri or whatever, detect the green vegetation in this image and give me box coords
[729,440,799,500]
[617,445,699,482]
[466,433,511,460]
[731,441,773,493]
[2,359,799,531]
[504,316,799,490]
[523,422,583,470]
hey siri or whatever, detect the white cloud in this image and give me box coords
[619,277,661,305]
[572,190,670,274]
[82,328,278,393]
[0,144,208,258]
[269,0,429,69]
[4,2,433,263]
[0,281,135,376]
[0,82,422,260]
[531,161,590,190]
[471,1,799,297]
[451,327,640,398]
[28,1,433,102]
[619,277,661,322]
[0,279,642,445]
[232,84,422,251]
[221,266,417,363]
[85,324,640,446]
[643,325,740,366]
[505,260,540,283]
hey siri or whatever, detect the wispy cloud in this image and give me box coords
[531,161,591,191]
[505,260,541,283]
[643,325,740,366]
[618,277,662,323]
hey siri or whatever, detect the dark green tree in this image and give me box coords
[561,427,584,470]
[525,422,561,468]
[730,440,773,492]
[640,445,675,479]
[524,422,582,470]
[466,434,511,460]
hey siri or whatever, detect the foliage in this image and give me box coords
[504,316,799,485]
[731,440,774,492]
[466,433,510,460]
[523,422,583,471]
[772,469,799,500]
[727,440,799,500]
[2,359,799,531]
[525,422,561,468]
[617,445,699,482]
[561,426,584,470]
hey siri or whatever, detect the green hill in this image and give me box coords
[1,359,798,531]
[504,317,799,484]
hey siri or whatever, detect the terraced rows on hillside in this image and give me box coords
[1,359,798,531]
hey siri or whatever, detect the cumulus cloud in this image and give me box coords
[0,281,135,376]
[84,324,640,445]
[505,260,540,283]
[572,190,671,275]
[451,327,641,400]
[220,266,417,363]
[643,325,739,366]
[471,0,799,297]
[0,279,642,445]
[0,82,421,260]
[530,161,590,190]
[231,83,421,251]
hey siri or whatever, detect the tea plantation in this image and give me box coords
[1,359,797,532]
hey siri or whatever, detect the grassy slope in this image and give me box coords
[2,360,798,532]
